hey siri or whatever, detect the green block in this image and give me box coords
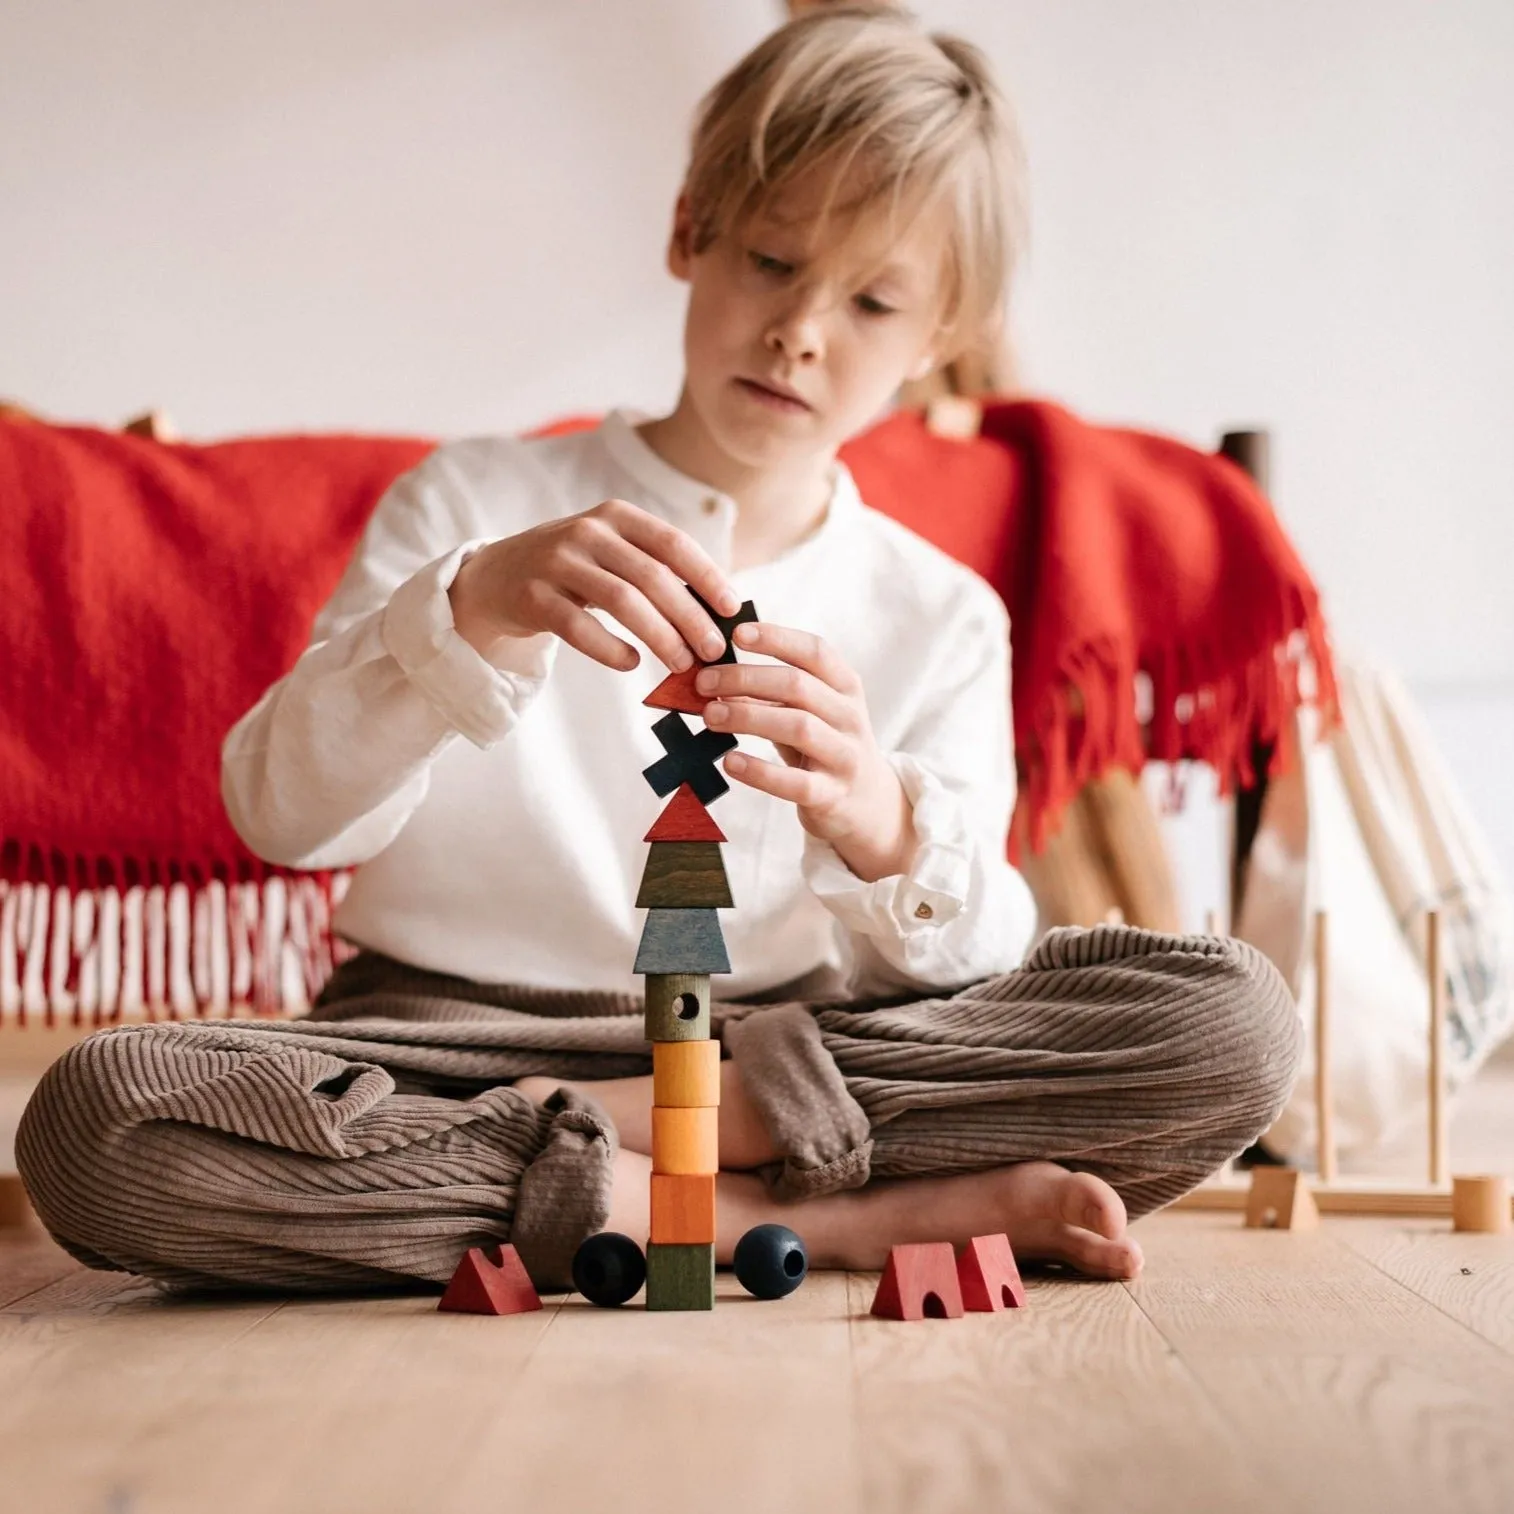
[635,842,733,909]
[643,973,712,1041]
[646,1243,715,1311]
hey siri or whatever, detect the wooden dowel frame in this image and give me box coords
[1427,907,1449,1187]
[1314,908,1337,1183]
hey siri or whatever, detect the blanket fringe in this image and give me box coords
[0,850,350,1027]
[1011,588,1338,859]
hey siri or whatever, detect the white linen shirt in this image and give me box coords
[221,408,1037,999]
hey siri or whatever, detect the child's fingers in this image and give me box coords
[722,749,841,810]
[731,622,860,696]
[565,563,697,673]
[590,530,726,665]
[704,699,851,773]
[603,503,741,651]
[695,662,857,732]
[538,590,642,672]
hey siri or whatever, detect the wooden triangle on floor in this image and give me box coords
[1243,1168,1320,1231]
[437,1244,542,1315]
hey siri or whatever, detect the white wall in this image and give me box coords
[5,0,1512,881]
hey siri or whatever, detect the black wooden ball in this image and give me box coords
[572,1231,647,1307]
[733,1224,809,1300]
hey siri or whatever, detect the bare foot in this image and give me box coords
[807,1161,1143,1281]
[520,1077,1142,1283]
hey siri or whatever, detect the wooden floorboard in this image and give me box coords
[1334,1218,1514,1358]
[1128,1213,1514,1514]
[847,1259,1265,1514]
[3,1216,1514,1513]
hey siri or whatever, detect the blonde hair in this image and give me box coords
[682,4,1026,363]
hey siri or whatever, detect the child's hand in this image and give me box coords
[449,500,741,673]
[695,622,917,884]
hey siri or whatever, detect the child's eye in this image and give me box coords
[748,251,793,277]
[855,294,897,317]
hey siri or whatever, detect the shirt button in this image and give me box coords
[914,901,934,921]
[702,496,720,516]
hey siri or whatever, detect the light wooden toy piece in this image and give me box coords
[643,973,712,1042]
[1243,1168,1320,1231]
[956,1233,1026,1312]
[645,1242,715,1311]
[650,1174,717,1245]
[1427,908,1449,1188]
[1452,1175,1512,1234]
[437,1244,542,1315]
[1174,1180,1514,1219]
[652,1040,721,1108]
[652,1106,719,1175]
[635,842,733,909]
[870,1242,965,1321]
[1314,907,1338,1183]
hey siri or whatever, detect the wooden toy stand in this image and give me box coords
[1177,908,1513,1230]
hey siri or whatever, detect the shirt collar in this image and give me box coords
[595,407,861,569]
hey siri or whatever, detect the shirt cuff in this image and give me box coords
[800,752,971,940]
[381,540,557,748]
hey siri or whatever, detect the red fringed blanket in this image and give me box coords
[0,400,1334,1022]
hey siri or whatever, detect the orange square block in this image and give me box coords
[651,1105,719,1175]
[652,1040,722,1108]
[651,1173,717,1244]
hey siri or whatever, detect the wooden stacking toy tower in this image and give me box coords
[633,588,757,1310]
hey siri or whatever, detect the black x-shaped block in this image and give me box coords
[689,586,758,665]
[642,712,738,805]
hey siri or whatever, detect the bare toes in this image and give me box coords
[1053,1225,1145,1280]
[1058,1171,1128,1240]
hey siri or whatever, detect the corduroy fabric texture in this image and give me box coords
[16,925,1300,1294]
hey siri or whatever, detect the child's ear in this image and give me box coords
[667,193,696,282]
[905,350,939,383]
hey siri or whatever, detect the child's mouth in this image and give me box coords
[736,377,811,414]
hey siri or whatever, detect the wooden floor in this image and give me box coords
[3,1213,1514,1513]
[4,1033,1513,1513]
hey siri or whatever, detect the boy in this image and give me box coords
[18,6,1301,1293]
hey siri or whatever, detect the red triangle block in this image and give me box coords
[438,1244,542,1315]
[869,1242,964,1321]
[644,664,710,715]
[645,784,727,843]
[956,1233,1026,1311]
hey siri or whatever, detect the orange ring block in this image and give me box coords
[650,1173,717,1244]
[652,1040,722,1108]
[651,1106,719,1175]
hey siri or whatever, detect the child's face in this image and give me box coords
[669,178,950,468]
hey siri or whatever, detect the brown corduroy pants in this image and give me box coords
[16,925,1302,1292]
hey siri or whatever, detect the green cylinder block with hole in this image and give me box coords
[643,973,712,1041]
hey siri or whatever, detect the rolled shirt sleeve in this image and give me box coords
[798,579,1038,997]
[221,447,561,872]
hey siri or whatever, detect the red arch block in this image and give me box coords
[870,1242,964,1321]
[438,1244,542,1316]
[957,1233,1026,1311]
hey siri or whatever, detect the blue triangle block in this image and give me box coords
[634,908,731,975]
